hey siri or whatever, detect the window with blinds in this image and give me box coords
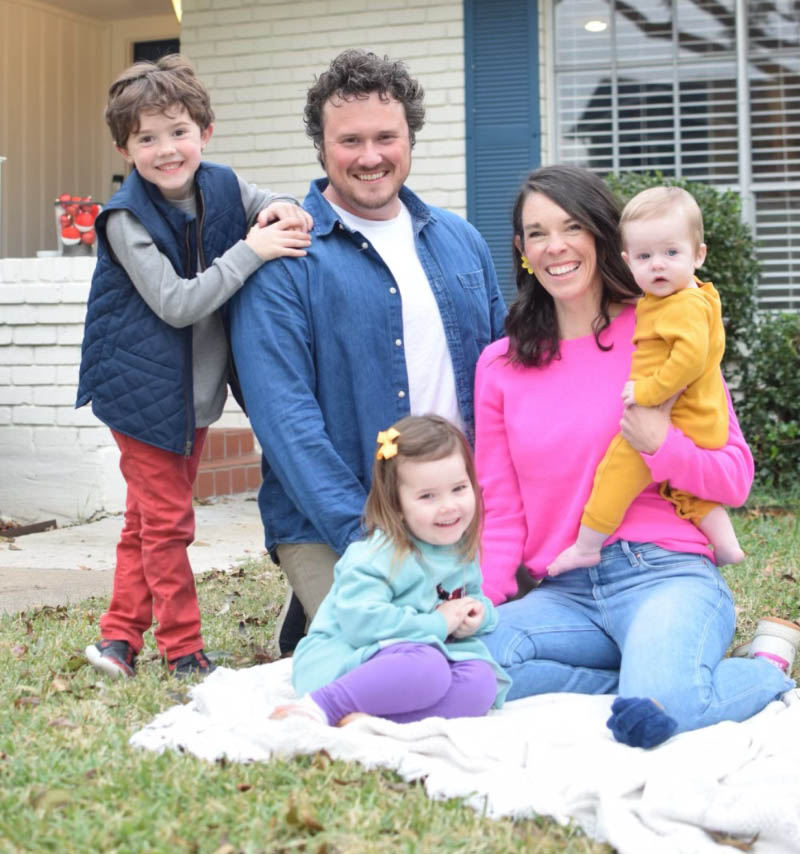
[551,0,800,309]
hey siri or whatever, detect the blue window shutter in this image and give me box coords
[464,0,540,305]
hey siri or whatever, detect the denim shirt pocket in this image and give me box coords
[457,269,491,350]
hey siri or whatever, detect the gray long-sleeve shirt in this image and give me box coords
[105,175,296,427]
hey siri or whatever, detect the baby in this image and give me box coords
[549,186,744,575]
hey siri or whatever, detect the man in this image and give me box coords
[230,49,506,651]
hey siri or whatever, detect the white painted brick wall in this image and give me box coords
[181,0,469,213]
[0,257,248,524]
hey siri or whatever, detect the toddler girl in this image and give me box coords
[271,415,510,726]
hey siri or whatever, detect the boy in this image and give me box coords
[77,54,312,679]
[549,185,744,575]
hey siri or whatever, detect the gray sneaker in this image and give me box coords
[86,639,137,679]
[167,649,216,679]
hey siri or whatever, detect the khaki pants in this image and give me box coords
[275,542,338,626]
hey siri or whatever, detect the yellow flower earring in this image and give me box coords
[520,254,534,275]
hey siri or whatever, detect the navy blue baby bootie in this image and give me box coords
[607,696,678,748]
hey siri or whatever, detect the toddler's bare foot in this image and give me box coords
[335,712,369,727]
[269,696,328,725]
[548,543,601,576]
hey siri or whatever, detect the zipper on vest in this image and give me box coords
[196,187,207,272]
[184,222,192,273]
[183,218,194,457]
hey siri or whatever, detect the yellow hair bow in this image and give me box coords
[376,427,400,460]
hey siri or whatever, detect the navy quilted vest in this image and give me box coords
[76,162,246,454]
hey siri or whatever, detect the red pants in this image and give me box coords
[100,428,208,659]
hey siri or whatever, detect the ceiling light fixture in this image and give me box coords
[584,18,608,32]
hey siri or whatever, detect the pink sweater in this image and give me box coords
[474,306,753,605]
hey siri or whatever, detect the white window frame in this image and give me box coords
[544,0,800,310]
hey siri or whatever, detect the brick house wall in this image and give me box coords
[0,258,256,524]
[181,0,470,213]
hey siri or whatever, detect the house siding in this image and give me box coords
[0,258,249,523]
[181,0,470,213]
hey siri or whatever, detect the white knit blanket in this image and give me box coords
[130,659,800,854]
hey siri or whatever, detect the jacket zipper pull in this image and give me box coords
[185,439,192,457]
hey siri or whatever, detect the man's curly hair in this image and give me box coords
[304,49,425,165]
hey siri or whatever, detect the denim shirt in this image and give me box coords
[230,178,506,556]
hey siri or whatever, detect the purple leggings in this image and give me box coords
[310,642,497,725]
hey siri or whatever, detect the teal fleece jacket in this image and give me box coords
[291,531,511,707]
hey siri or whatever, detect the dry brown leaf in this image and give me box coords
[15,696,41,708]
[50,676,69,693]
[707,830,759,850]
[235,783,252,792]
[286,793,324,833]
[49,717,78,729]
[30,788,73,810]
[63,655,86,672]
[11,644,27,659]
[312,750,331,770]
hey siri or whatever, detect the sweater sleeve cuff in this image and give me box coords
[226,239,265,279]
[639,424,682,481]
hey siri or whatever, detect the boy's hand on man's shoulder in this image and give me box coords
[257,202,314,233]
[245,219,311,262]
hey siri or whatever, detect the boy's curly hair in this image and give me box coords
[304,49,425,165]
[105,54,214,149]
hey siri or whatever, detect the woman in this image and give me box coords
[475,165,793,748]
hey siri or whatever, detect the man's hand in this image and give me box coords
[257,202,313,232]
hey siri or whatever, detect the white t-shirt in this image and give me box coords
[330,201,463,431]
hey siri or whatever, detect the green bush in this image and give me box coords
[735,312,800,490]
[606,171,800,491]
[605,171,760,370]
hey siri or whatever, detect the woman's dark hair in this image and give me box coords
[304,49,425,166]
[505,165,640,367]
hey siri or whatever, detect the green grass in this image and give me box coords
[1,497,797,854]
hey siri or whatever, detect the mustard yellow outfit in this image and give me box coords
[582,279,727,534]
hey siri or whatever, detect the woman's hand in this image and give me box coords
[620,391,681,454]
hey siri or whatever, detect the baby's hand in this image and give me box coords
[257,202,314,232]
[451,597,485,639]
[436,598,473,635]
[621,381,636,408]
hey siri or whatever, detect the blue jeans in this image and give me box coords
[483,541,794,734]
